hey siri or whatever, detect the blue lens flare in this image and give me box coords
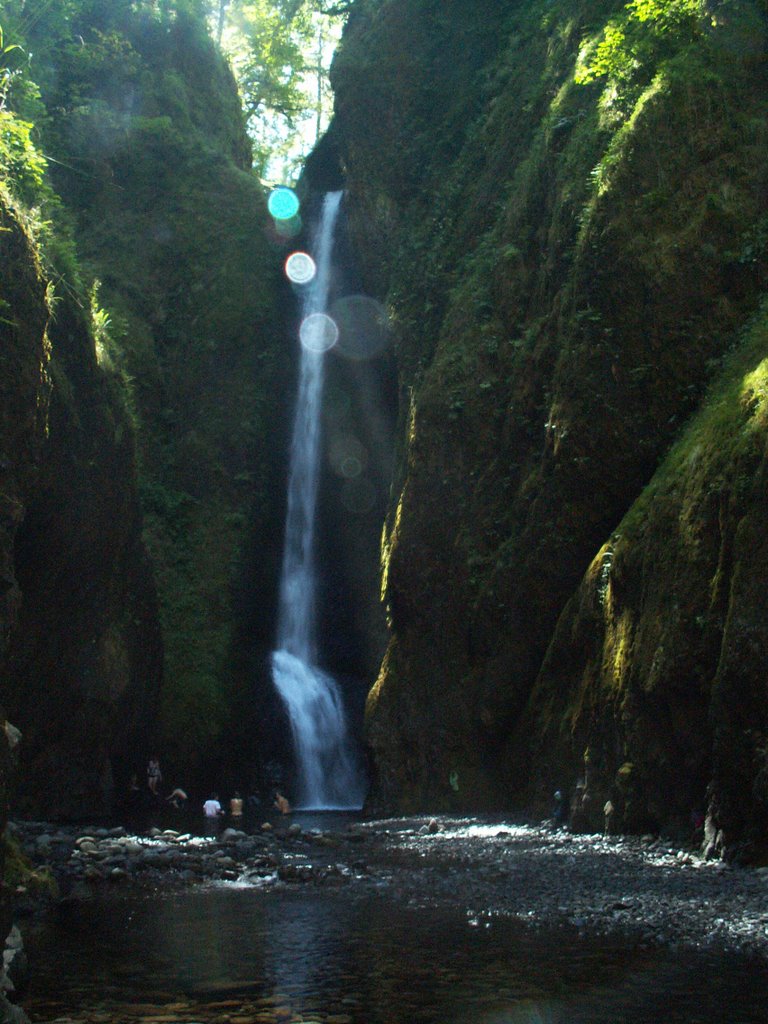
[268,187,300,221]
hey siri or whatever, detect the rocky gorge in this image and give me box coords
[1,0,767,849]
[2,0,768,1017]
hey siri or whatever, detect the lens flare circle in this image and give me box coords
[340,456,363,478]
[329,435,367,479]
[274,213,302,238]
[329,294,391,361]
[268,187,300,221]
[300,312,338,353]
[285,251,316,285]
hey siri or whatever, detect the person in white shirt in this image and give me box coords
[203,794,224,818]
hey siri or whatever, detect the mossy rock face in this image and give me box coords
[523,305,768,854]
[325,0,768,838]
[2,832,56,898]
[0,196,162,819]
[20,6,292,790]
[0,198,50,665]
[0,4,291,808]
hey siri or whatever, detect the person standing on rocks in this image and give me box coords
[552,790,568,826]
[273,790,291,815]
[229,791,243,819]
[147,756,162,796]
[203,794,224,818]
[202,793,224,836]
[603,799,615,835]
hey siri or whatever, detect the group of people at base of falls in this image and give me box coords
[138,755,292,819]
[204,789,292,818]
[202,792,237,818]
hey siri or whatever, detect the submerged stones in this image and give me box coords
[10,821,367,895]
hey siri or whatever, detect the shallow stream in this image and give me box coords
[23,884,768,1024]
[14,811,768,1023]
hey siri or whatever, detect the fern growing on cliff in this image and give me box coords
[575,0,704,118]
[0,22,45,202]
[0,108,45,199]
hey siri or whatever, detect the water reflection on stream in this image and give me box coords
[23,885,768,1024]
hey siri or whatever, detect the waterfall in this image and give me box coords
[271,192,366,811]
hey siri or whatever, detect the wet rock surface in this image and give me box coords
[9,814,768,962]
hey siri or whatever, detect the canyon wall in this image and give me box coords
[0,4,290,811]
[319,0,768,856]
[0,193,161,818]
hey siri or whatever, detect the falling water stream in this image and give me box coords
[271,192,365,810]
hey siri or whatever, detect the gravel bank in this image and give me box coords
[354,816,768,958]
[10,814,768,960]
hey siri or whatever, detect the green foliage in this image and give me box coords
[0,20,44,198]
[575,0,705,117]
[619,298,768,544]
[0,20,23,103]
[230,0,309,119]
[220,0,342,179]
[89,279,132,387]
[2,0,346,182]
[0,19,83,285]
[0,108,45,197]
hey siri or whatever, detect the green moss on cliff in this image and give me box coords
[0,162,165,818]
[618,300,768,547]
[521,298,768,845]
[1,1,289,795]
[328,0,768,826]
[40,14,290,782]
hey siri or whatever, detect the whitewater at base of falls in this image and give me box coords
[271,649,366,811]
